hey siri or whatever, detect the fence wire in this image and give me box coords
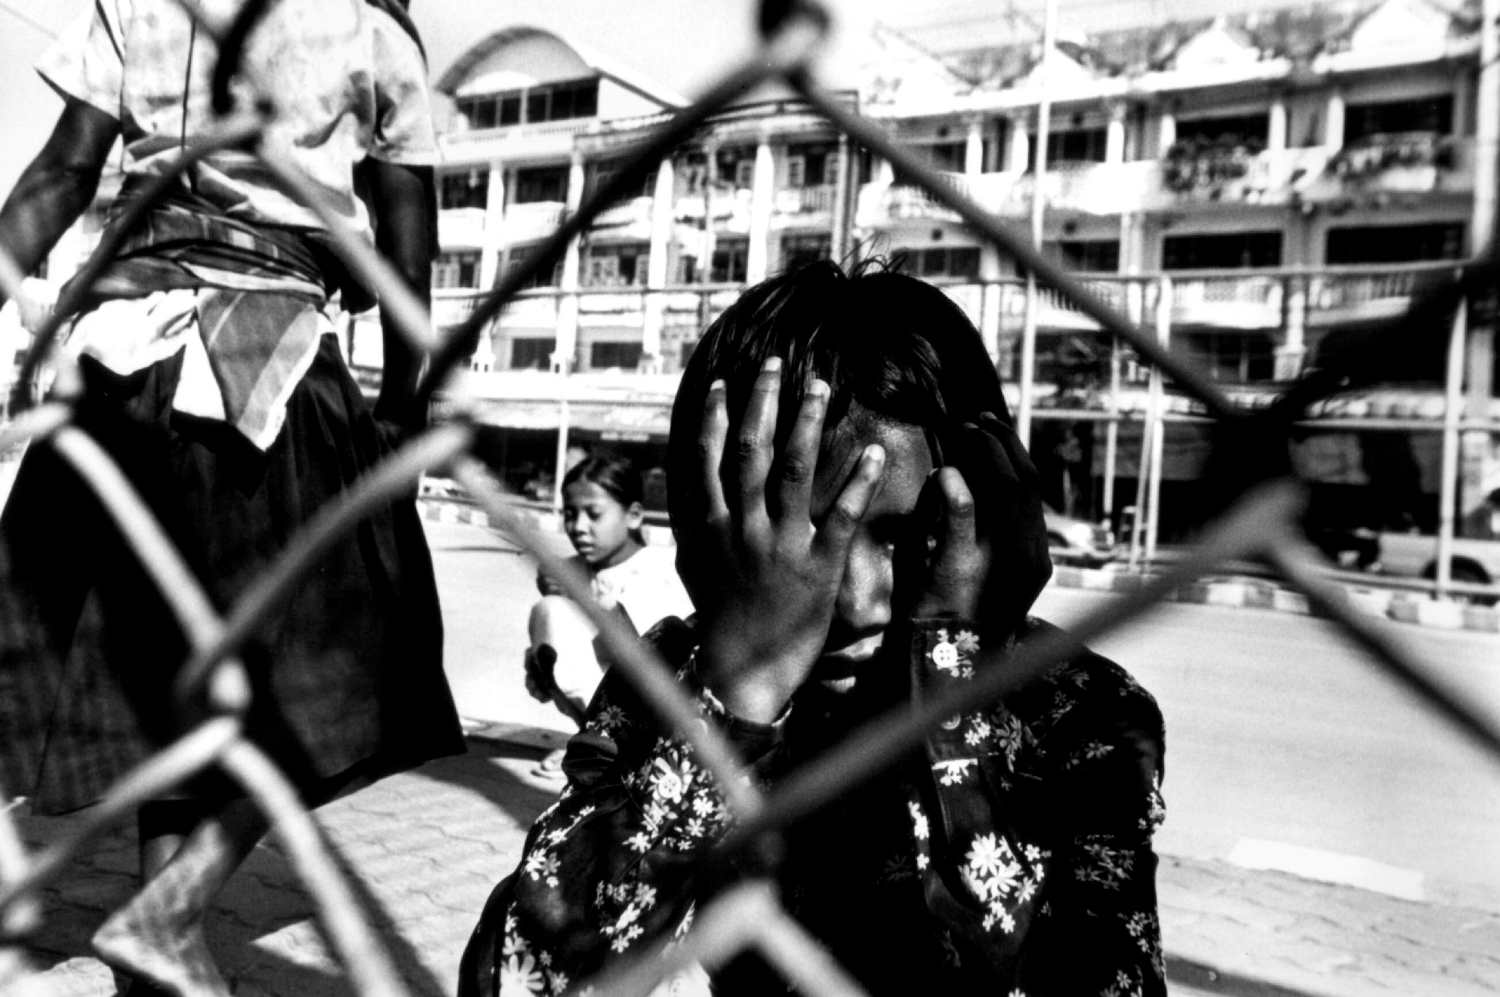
[1,0,1498,994]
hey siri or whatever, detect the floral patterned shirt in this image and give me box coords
[481,617,1167,997]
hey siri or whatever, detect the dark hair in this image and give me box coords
[667,260,1011,528]
[563,454,646,543]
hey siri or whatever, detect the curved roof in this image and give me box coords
[435,25,688,108]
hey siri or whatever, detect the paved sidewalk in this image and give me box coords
[4,727,1499,997]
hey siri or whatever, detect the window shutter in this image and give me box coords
[786,155,806,188]
[633,253,651,286]
[822,150,841,186]
[735,160,755,188]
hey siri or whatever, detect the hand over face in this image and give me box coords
[903,413,1052,638]
[688,358,886,723]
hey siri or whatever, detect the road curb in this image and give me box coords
[422,497,1500,636]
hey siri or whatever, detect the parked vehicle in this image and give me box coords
[1044,507,1120,567]
[1374,531,1500,592]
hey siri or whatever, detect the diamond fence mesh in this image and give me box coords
[1,1,1498,994]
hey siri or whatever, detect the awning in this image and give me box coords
[469,397,672,438]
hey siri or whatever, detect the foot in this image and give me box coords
[530,747,567,781]
[92,909,231,997]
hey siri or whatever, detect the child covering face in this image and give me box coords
[464,262,1167,997]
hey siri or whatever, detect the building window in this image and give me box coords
[1038,128,1107,167]
[503,243,563,289]
[1162,232,1282,270]
[1345,95,1452,144]
[1181,331,1275,384]
[716,147,757,189]
[711,239,749,283]
[455,77,599,130]
[432,250,481,289]
[892,141,965,183]
[586,160,657,202]
[439,169,489,210]
[510,337,556,370]
[585,244,649,287]
[1325,223,1464,264]
[781,234,831,274]
[786,143,839,187]
[1046,239,1120,273]
[1175,113,1271,148]
[514,165,569,204]
[899,246,980,279]
[589,341,644,370]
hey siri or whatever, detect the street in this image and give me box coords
[424,517,1500,914]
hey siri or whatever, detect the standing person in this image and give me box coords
[0,1,463,993]
[460,261,1166,996]
[524,455,691,762]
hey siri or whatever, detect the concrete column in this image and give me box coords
[642,156,675,370]
[964,116,986,176]
[1324,90,1345,151]
[555,153,586,372]
[1156,108,1176,157]
[746,137,775,284]
[1268,97,1288,152]
[831,132,851,261]
[478,163,507,291]
[646,156,674,289]
[700,141,719,282]
[1275,274,1307,380]
[1105,103,1127,165]
[1007,112,1031,171]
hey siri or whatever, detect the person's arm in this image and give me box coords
[908,622,1167,994]
[0,96,119,297]
[357,158,435,432]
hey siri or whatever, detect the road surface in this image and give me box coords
[427,518,1500,913]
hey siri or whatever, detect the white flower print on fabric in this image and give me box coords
[909,800,930,840]
[624,737,730,852]
[1077,839,1135,891]
[498,951,545,995]
[963,833,1049,934]
[524,850,561,888]
[1142,771,1166,833]
[596,881,660,953]
[933,758,976,785]
[1102,968,1145,997]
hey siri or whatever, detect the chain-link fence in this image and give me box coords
[1,0,1499,994]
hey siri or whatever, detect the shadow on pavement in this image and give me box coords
[415,741,561,832]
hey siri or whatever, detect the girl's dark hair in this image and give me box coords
[667,259,1010,528]
[563,454,647,543]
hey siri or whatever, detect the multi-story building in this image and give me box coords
[427,0,1499,571]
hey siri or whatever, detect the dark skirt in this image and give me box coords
[0,336,463,813]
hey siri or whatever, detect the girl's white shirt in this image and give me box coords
[582,545,693,634]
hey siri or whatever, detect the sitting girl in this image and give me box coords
[524,455,692,730]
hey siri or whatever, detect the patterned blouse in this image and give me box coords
[485,616,1167,997]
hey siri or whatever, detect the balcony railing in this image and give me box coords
[1169,273,1284,329]
[503,201,568,242]
[437,207,487,248]
[590,196,654,236]
[773,185,838,215]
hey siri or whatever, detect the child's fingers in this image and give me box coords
[932,465,977,557]
[734,356,781,535]
[815,443,885,559]
[776,378,828,528]
[698,379,730,527]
